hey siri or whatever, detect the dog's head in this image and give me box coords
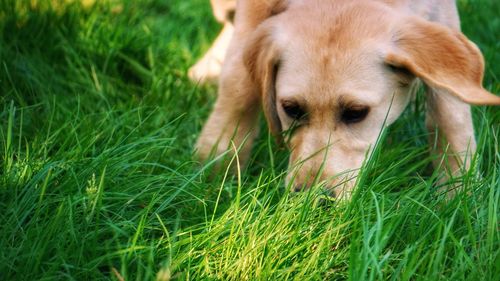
[243,1,500,197]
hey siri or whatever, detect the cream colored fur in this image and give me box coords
[193,0,500,199]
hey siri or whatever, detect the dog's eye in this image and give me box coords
[341,107,369,124]
[283,103,306,120]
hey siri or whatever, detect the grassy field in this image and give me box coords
[0,0,499,280]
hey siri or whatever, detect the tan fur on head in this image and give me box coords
[236,0,288,29]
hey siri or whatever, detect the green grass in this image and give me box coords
[0,0,499,280]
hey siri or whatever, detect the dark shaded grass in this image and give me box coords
[0,0,498,280]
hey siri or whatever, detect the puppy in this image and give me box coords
[194,0,500,199]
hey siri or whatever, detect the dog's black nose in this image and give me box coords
[293,185,303,192]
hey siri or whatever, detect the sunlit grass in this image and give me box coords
[0,0,498,280]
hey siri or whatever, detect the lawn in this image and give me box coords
[0,0,499,280]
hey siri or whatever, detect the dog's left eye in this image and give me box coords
[341,107,369,124]
[283,103,306,120]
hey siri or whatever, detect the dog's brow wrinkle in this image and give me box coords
[338,96,363,109]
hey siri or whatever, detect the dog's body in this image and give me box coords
[193,0,500,198]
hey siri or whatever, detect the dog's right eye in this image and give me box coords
[283,102,306,120]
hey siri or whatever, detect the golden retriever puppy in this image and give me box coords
[195,0,500,199]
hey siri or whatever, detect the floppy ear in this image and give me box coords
[243,25,283,142]
[386,17,500,105]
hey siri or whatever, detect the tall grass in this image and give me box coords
[0,0,498,280]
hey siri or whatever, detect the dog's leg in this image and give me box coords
[421,1,477,198]
[188,21,234,83]
[195,0,283,166]
[425,89,477,197]
[210,0,237,23]
[195,52,260,168]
